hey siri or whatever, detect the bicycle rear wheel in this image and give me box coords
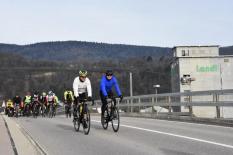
[83,110,90,135]
[111,107,120,132]
[101,109,109,130]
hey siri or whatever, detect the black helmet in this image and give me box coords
[79,70,88,77]
[106,70,113,76]
[34,91,39,95]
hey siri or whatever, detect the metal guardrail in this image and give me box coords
[57,89,233,118]
[92,89,233,118]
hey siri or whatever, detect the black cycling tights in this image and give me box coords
[100,91,116,115]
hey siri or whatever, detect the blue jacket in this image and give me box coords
[100,75,122,97]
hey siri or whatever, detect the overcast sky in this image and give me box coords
[0,0,233,47]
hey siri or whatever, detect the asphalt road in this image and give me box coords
[12,115,233,155]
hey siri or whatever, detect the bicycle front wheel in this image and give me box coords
[83,110,90,135]
[101,109,109,130]
[33,105,37,118]
[74,115,80,132]
[112,107,120,132]
[49,105,53,118]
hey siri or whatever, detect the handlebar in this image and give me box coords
[78,98,95,106]
[107,96,123,103]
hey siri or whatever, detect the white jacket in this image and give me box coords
[73,76,92,97]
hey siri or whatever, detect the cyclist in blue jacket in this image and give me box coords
[100,70,123,117]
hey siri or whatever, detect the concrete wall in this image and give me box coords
[173,46,219,57]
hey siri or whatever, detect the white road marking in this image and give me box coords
[92,120,233,149]
[137,117,233,130]
[91,115,233,130]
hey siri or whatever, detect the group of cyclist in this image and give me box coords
[4,69,123,127]
[4,90,59,118]
[63,69,123,122]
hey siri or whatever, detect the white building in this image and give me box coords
[171,46,233,118]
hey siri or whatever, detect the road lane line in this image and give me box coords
[141,117,233,130]
[92,120,233,149]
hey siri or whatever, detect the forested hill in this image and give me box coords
[0,41,171,62]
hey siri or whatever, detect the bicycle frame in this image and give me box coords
[101,96,120,132]
[73,98,91,135]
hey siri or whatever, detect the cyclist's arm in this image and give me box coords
[73,77,79,97]
[113,77,122,96]
[86,78,92,97]
[100,76,108,97]
[64,91,67,100]
[71,92,74,101]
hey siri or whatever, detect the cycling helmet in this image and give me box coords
[79,70,88,77]
[106,70,113,76]
[48,91,53,95]
[34,91,39,95]
[42,92,46,96]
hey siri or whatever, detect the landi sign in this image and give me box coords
[196,64,218,72]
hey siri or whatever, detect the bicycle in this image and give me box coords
[101,96,121,132]
[40,102,46,117]
[24,103,31,117]
[65,100,72,118]
[48,101,55,118]
[73,98,93,135]
[32,101,40,118]
[14,104,20,118]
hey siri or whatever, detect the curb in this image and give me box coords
[14,120,48,155]
[2,115,18,155]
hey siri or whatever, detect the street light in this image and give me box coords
[153,84,160,97]
[153,85,160,113]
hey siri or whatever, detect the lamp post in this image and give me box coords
[153,84,160,113]
[153,84,160,102]
[129,72,133,112]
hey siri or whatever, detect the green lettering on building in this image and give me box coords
[196,64,218,72]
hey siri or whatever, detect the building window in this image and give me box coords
[182,50,185,56]
[182,50,189,56]
[224,59,229,62]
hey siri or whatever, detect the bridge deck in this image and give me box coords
[3,115,232,155]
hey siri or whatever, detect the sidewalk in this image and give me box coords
[1,113,42,155]
[0,114,15,155]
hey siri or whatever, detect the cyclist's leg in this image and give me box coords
[100,91,107,117]
[112,97,116,107]
[53,103,56,116]
[73,98,78,118]
[69,102,72,117]
[107,91,116,116]
[79,93,88,128]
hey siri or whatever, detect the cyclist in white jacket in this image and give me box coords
[72,70,92,119]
